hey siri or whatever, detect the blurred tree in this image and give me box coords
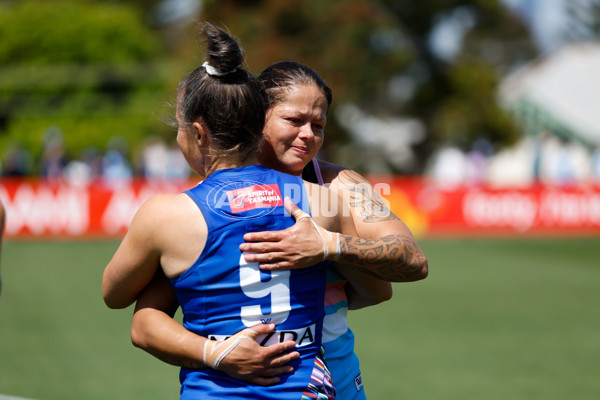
[196,0,536,173]
[0,0,176,174]
[0,0,538,176]
[370,0,537,170]
[564,0,600,41]
[198,0,413,168]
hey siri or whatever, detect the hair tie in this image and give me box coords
[202,61,240,77]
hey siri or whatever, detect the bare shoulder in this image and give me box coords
[315,159,348,185]
[152,192,200,219]
[301,179,341,232]
[302,180,329,204]
[130,193,202,240]
[318,162,371,191]
[315,159,374,188]
[134,192,206,277]
[134,193,188,224]
[324,167,401,225]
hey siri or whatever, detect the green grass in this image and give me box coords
[352,238,600,400]
[1,238,598,400]
[0,241,180,400]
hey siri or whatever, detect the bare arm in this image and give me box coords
[103,193,207,309]
[241,169,428,283]
[334,265,392,310]
[131,270,301,385]
[333,170,428,282]
[102,196,165,309]
[109,194,300,384]
[131,270,199,367]
[239,199,393,309]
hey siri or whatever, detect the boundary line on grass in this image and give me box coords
[0,394,40,400]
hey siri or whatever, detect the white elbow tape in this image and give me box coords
[203,329,257,369]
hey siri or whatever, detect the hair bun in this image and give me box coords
[200,22,244,77]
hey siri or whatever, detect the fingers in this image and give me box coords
[285,197,310,222]
[242,230,284,243]
[284,196,298,215]
[220,325,299,386]
[241,250,300,270]
[248,363,297,386]
[241,249,287,263]
[257,261,296,271]
[246,323,275,336]
[240,240,284,254]
[262,339,297,356]
[268,348,300,366]
[241,199,309,247]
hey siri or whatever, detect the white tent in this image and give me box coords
[499,42,600,147]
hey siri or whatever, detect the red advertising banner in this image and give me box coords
[0,178,195,239]
[376,176,600,237]
[1,177,599,238]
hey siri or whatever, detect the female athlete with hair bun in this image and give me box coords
[106,22,428,400]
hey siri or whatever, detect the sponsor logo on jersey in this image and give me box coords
[354,373,363,392]
[226,184,283,213]
[206,181,290,219]
[208,324,316,347]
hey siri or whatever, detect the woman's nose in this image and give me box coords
[298,123,314,141]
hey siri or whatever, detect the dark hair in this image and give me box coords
[259,61,333,111]
[177,22,266,161]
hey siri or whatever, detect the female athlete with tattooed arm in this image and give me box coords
[128,61,428,398]
[104,22,384,399]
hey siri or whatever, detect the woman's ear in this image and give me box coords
[192,121,209,146]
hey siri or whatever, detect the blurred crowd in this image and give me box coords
[2,126,600,189]
[427,133,600,188]
[0,128,191,187]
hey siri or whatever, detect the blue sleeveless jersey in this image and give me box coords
[305,159,365,399]
[170,165,330,399]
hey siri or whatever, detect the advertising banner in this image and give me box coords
[0,178,194,238]
[377,177,600,237]
[1,177,599,238]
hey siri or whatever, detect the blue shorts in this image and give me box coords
[324,329,366,400]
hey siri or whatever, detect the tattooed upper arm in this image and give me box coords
[325,167,428,282]
[333,169,399,225]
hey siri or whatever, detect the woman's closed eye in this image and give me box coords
[286,117,303,126]
[311,123,324,131]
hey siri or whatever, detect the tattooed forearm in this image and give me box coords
[338,234,428,282]
[336,170,398,223]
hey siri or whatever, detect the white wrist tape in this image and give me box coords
[292,209,341,261]
[203,329,257,369]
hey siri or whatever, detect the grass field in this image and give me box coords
[0,238,598,400]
